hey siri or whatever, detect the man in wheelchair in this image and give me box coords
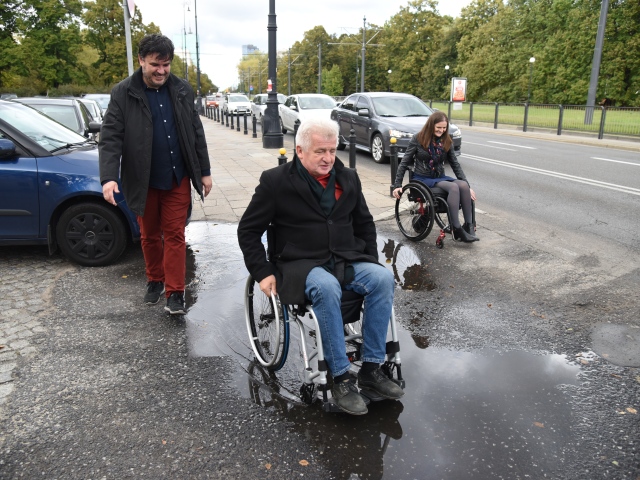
[238,117,404,415]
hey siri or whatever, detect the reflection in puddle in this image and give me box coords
[185,222,581,479]
[381,239,437,291]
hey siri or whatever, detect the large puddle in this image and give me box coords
[185,222,581,479]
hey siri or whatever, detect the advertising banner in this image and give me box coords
[450,77,467,102]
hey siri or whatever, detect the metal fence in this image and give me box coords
[426,100,640,140]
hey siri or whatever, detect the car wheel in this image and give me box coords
[371,133,389,164]
[56,202,127,267]
[280,117,287,134]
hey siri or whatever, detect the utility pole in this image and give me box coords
[585,0,610,124]
[360,16,366,93]
[194,0,202,113]
[317,43,322,93]
[122,0,134,76]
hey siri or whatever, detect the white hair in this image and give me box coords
[295,117,339,151]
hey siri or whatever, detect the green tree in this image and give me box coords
[7,0,86,90]
[83,0,160,87]
[322,64,343,96]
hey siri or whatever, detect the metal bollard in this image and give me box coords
[278,148,287,165]
[557,105,564,136]
[523,102,529,132]
[469,102,474,127]
[213,107,217,122]
[389,137,398,196]
[293,119,301,151]
[252,115,257,138]
[225,110,229,127]
[348,127,356,169]
[494,103,499,129]
[230,112,234,130]
[243,112,248,135]
[236,113,241,132]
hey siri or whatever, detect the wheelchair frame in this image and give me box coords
[395,178,476,248]
[244,273,405,412]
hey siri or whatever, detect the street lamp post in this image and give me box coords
[527,57,535,104]
[445,65,450,99]
[194,0,202,113]
[387,69,392,92]
[262,0,283,148]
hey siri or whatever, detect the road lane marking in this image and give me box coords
[464,141,516,151]
[487,141,537,149]
[461,153,640,196]
[591,157,640,167]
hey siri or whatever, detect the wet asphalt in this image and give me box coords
[1,117,639,478]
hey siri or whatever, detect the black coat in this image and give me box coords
[392,134,468,188]
[99,68,210,216]
[237,157,379,305]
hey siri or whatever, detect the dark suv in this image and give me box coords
[330,92,462,163]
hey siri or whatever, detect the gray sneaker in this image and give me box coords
[357,368,404,400]
[164,292,186,315]
[331,379,368,415]
[144,281,165,305]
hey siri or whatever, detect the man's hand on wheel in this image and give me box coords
[259,275,277,297]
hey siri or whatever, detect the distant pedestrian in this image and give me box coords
[99,33,212,314]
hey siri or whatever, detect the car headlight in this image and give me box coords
[389,129,412,138]
[450,126,462,138]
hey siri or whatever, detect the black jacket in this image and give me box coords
[392,134,467,188]
[237,157,379,305]
[99,69,210,216]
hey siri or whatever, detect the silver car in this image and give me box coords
[251,93,287,123]
[278,94,336,134]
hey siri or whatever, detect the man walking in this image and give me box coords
[100,34,212,315]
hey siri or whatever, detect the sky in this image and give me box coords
[129,0,474,91]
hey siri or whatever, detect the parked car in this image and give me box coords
[0,100,139,266]
[221,93,252,116]
[251,93,287,123]
[13,97,101,139]
[78,98,103,122]
[1,93,18,100]
[330,92,462,163]
[82,93,111,114]
[278,94,336,134]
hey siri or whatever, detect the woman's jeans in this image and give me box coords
[304,262,395,377]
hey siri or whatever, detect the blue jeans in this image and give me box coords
[304,262,395,377]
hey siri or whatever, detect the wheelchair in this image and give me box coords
[244,229,405,413]
[394,173,476,248]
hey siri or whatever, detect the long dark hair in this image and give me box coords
[416,111,452,152]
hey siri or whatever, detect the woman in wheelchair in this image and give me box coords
[391,111,478,243]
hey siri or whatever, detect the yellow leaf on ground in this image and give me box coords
[580,359,588,365]
[299,460,309,466]
[122,275,128,278]
[162,439,167,445]
[265,463,271,470]
[626,407,637,414]
[533,422,544,428]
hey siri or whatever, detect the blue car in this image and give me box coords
[0,99,140,266]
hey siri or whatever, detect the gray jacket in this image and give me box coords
[99,68,210,216]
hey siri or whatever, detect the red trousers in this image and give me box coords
[137,177,191,297]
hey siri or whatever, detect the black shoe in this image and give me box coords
[331,379,368,415]
[164,292,186,315]
[357,368,404,400]
[463,222,479,240]
[453,226,478,243]
[144,281,165,305]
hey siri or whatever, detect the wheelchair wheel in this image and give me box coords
[245,276,289,370]
[395,183,435,241]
